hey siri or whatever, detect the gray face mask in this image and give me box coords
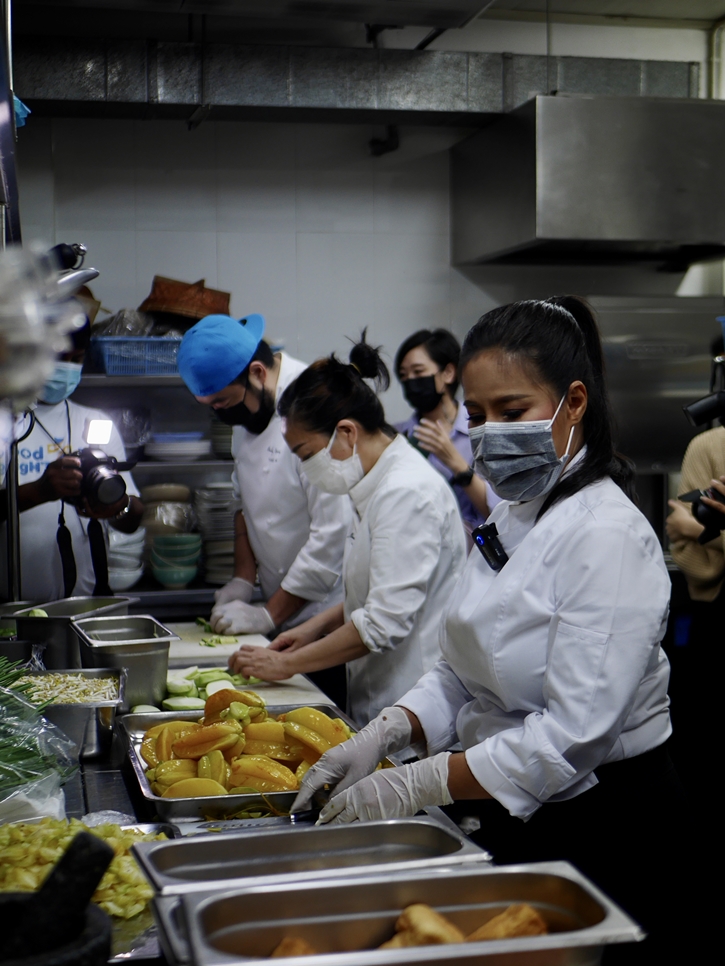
[469,395,575,502]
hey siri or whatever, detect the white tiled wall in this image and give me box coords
[17,117,489,421]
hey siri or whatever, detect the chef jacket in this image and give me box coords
[0,400,139,600]
[396,403,502,529]
[399,471,673,821]
[231,352,350,624]
[344,433,467,726]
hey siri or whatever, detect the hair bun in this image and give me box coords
[349,328,390,391]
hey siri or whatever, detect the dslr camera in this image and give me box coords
[66,448,135,511]
[681,353,725,544]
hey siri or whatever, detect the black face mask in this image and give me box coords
[215,385,276,434]
[402,375,443,415]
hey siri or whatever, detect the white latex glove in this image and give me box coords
[214,577,254,606]
[291,707,412,813]
[318,753,453,824]
[210,600,275,635]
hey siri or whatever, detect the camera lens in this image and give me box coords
[89,467,126,506]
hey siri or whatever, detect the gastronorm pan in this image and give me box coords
[13,596,137,668]
[74,615,178,709]
[181,862,643,966]
[24,667,126,759]
[133,817,488,896]
[118,706,358,822]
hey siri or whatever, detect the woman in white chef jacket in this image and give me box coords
[294,298,689,963]
[230,335,467,726]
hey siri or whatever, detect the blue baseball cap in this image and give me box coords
[177,313,266,397]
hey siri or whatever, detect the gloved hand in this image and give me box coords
[291,706,412,813]
[210,600,275,635]
[214,577,255,606]
[318,753,453,824]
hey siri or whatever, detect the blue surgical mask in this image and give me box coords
[469,395,575,503]
[39,361,83,405]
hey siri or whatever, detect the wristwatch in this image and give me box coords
[113,496,132,520]
[449,468,474,488]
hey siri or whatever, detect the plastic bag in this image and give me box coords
[92,308,154,337]
[0,772,66,822]
[0,687,78,816]
[143,502,197,533]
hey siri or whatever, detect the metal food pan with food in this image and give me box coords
[118,706,357,822]
[133,817,488,896]
[182,861,643,966]
[13,596,138,668]
[74,615,178,710]
[24,667,126,759]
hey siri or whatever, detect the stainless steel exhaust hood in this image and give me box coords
[451,95,725,270]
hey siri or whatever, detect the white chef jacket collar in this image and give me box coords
[348,433,406,517]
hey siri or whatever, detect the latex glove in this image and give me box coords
[210,600,275,635]
[318,753,453,824]
[214,577,255,606]
[291,707,412,813]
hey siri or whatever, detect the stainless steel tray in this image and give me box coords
[133,817,488,896]
[118,706,358,821]
[25,667,126,759]
[181,861,643,966]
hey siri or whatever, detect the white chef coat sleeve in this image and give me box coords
[396,659,474,755]
[465,517,671,820]
[279,470,349,602]
[349,485,445,654]
[103,418,139,498]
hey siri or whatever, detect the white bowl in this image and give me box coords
[107,551,143,569]
[108,527,146,549]
[108,566,144,591]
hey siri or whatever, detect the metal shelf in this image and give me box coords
[79,373,185,387]
[133,460,233,472]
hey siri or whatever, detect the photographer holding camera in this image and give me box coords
[1,313,143,600]
[667,336,725,608]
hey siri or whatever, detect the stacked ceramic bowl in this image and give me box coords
[107,527,146,591]
[195,483,236,584]
[150,534,202,589]
[144,432,212,462]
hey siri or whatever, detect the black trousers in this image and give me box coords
[447,743,696,965]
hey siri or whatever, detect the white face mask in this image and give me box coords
[300,428,365,494]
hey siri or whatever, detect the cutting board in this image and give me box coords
[166,621,268,663]
[164,622,327,704]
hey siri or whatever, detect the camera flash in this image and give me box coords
[86,419,113,446]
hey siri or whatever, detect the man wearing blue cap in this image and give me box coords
[177,314,350,636]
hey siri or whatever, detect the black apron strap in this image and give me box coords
[87,517,112,597]
[56,503,77,599]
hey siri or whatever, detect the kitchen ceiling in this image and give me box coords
[15,1,725,27]
[11,1,490,29]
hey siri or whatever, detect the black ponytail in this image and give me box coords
[278,329,394,436]
[460,296,635,517]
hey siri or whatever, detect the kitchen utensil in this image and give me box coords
[108,566,145,592]
[74,615,177,710]
[181,861,643,966]
[119,705,358,821]
[13,597,137,669]
[152,563,198,589]
[26,668,126,759]
[133,817,488,897]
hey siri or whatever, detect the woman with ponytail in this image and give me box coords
[231,332,467,726]
[293,299,688,963]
